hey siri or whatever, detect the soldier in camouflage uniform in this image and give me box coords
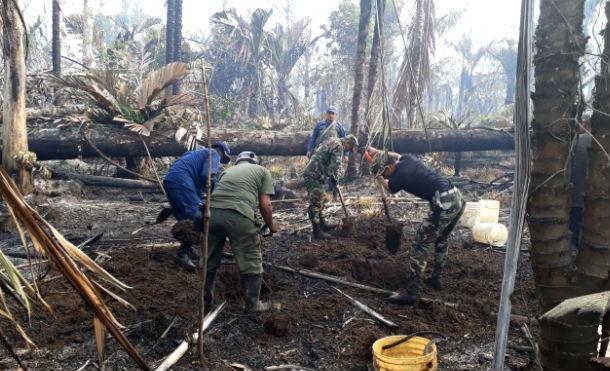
[373,150,465,305]
[303,135,358,239]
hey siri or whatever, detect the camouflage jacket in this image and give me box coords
[303,137,344,182]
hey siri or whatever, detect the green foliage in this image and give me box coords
[324,0,360,64]
[478,115,496,126]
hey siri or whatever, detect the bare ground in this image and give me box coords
[0,174,536,370]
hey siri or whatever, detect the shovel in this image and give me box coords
[376,178,402,254]
[336,186,355,237]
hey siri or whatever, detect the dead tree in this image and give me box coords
[0,0,33,194]
[52,0,61,76]
[0,124,515,160]
[347,0,372,178]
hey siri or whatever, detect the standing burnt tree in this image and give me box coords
[529,0,585,315]
[347,0,372,178]
[52,0,61,76]
[526,0,610,369]
[0,0,33,193]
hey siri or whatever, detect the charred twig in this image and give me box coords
[139,135,167,198]
[80,127,158,184]
[270,263,458,308]
[333,287,398,328]
[0,325,25,369]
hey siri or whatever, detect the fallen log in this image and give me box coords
[1,123,515,160]
[49,168,159,189]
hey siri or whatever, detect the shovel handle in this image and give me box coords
[336,187,349,217]
[376,178,393,222]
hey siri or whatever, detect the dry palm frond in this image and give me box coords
[0,168,149,370]
[137,62,188,109]
[48,74,119,116]
[161,93,199,109]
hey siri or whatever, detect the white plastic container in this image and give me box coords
[460,202,482,228]
[478,200,500,224]
[472,222,508,246]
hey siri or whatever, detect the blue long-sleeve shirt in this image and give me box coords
[164,148,221,194]
[307,120,347,152]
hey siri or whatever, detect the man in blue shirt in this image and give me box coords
[306,106,347,157]
[163,141,231,271]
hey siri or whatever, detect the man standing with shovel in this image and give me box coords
[371,149,465,305]
[303,135,358,240]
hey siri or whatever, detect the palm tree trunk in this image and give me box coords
[172,0,183,95]
[1,0,32,194]
[347,0,372,178]
[165,0,175,65]
[365,0,385,135]
[406,0,424,128]
[528,0,586,313]
[82,0,93,67]
[52,0,61,76]
[574,1,610,297]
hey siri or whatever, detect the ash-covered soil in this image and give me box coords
[0,176,536,370]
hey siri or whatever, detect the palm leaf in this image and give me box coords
[137,62,189,109]
[0,168,149,370]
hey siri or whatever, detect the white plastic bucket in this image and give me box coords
[472,222,508,246]
[478,200,500,224]
[460,202,481,228]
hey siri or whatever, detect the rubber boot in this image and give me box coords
[312,223,332,240]
[308,207,331,240]
[203,270,216,313]
[319,216,337,232]
[174,242,197,272]
[388,274,421,305]
[425,267,442,291]
[242,274,270,313]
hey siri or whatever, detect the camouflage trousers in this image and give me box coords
[408,190,465,277]
[304,177,330,223]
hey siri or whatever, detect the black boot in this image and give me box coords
[319,216,337,232]
[308,207,331,240]
[242,274,270,313]
[174,242,197,272]
[388,274,421,305]
[425,268,442,291]
[204,270,216,312]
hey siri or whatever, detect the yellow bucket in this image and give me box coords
[372,335,438,371]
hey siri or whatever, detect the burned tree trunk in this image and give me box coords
[52,0,61,76]
[528,0,586,313]
[82,0,93,67]
[1,0,33,194]
[0,124,515,160]
[574,2,610,298]
[347,0,372,178]
[165,0,175,65]
[172,0,183,95]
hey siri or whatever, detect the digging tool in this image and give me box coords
[336,186,355,237]
[376,178,402,254]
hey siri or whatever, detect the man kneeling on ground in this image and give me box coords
[204,151,279,313]
[371,148,465,305]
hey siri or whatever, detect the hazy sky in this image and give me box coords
[23,0,523,59]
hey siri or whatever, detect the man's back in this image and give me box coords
[304,137,343,180]
[165,149,219,191]
[211,162,274,220]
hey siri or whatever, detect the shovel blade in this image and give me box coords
[385,222,402,254]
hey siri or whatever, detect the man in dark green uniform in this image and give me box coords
[303,134,358,239]
[375,151,465,305]
[205,151,279,313]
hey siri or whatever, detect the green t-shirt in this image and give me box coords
[210,162,275,220]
